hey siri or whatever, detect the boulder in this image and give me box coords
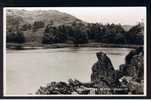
[36,81,72,95]
[120,47,144,82]
[89,88,96,94]
[91,52,120,88]
[125,47,143,64]
[119,76,133,84]
[128,80,144,94]
[68,79,82,87]
[118,47,144,94]
[76,86,90,94]
[71,91,78,95]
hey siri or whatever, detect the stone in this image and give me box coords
[68,79,82,87]
[89,88,96,94]
[128,80,144,94]
[71,91,78,95]
[122,47,144,82]
[82,82,95,88]
[125,47,143,64]
[118,47,144,94]
[91,52,120,88]
[119,76,133,83]
[76,86,90,94]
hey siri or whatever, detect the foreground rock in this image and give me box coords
[36,79,96,95]
[91,52,122,93]
[36,47,144,95]
[119,47,144,94]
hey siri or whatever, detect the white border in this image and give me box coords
[3,7,147,97]
[144,6,147,97]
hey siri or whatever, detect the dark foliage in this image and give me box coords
[32,21,45,32]
[7,20,144,45]
[67,22,88,45]
[42,22,88,45]
[7,31,25,43]
[126,23,144,44]
[42,25,67,44]
[21,24,32,31]
[42,22,143,45]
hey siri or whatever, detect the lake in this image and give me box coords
[5,47,133,95]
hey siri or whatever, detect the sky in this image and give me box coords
[5,7,146,25]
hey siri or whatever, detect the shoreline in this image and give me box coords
[6,43,143,50]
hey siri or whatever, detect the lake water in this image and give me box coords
[5,47,133,95]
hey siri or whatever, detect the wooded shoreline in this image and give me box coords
[6,43,143,50]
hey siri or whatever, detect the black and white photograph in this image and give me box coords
[3,7,146,96]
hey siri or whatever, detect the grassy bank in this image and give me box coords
[6,42,143,50]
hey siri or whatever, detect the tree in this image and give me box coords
[21,24,32,31]
[95,23,126,43]
[42,25,67,44]
[42,22,88,46]
[68,22,88,46]
[32,21,45,32]
[68,27,88,45]
[127,23,144,44]
[86,23,105,40]
[6,16,23,33]
[7,31,25,43]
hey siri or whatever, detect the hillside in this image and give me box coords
[6,9,83,26]
[6,9,84,43]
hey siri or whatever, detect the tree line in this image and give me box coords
[6,21,144,45]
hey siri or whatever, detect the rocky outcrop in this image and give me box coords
[36,79,97,95]
[91,52,120,90]
[119,47,144,82]
[128,80,144,94]
[119,47,144,94]
[36,47,144,95]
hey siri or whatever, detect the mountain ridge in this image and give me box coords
[6,9,84,26]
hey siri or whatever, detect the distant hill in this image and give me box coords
[6,9,83,26]
[122,25,133,31]
[6,9,84,43]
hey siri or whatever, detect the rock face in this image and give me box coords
[128,80,144,94]
[119,47,144,94]
[120,47,144,82]
[91,52,120,88]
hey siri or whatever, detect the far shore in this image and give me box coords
[6,42,143,50]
